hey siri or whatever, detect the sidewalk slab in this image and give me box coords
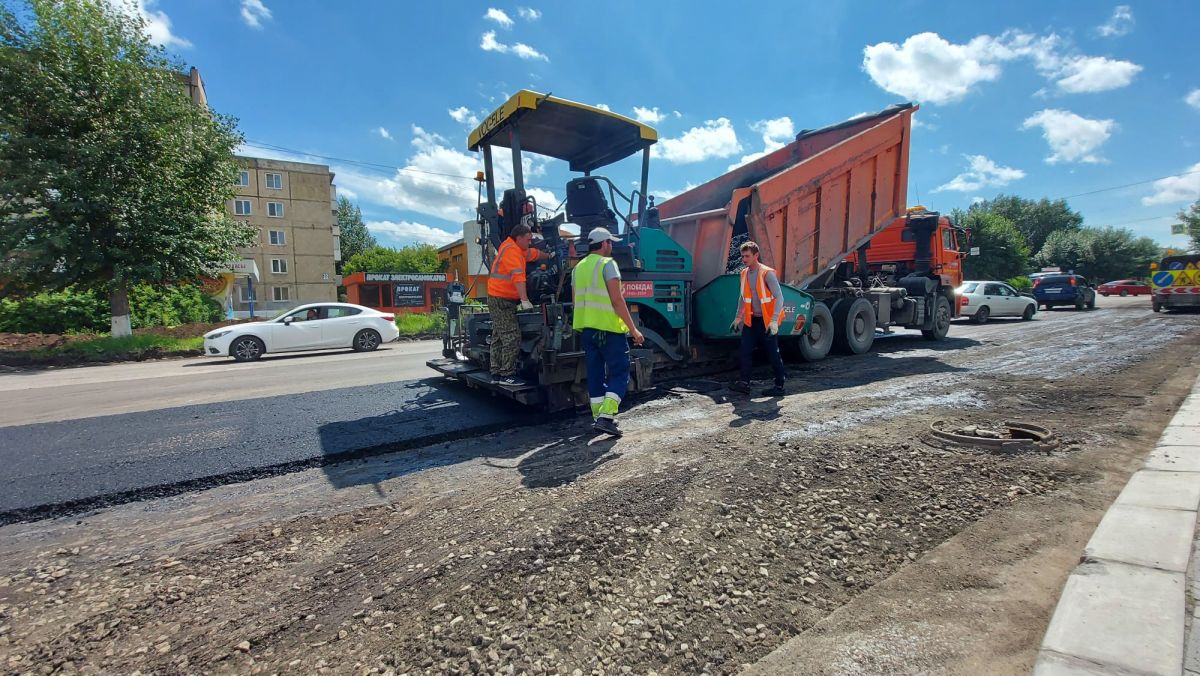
[1146,445,1200,473]
[1039,560,1184,676]
[1116,471,1200,511]
[1034,649,1143,675]
[1084,504,1197,572]
[1162,427,1200,447]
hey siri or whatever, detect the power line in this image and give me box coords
[1058,169,1200,200]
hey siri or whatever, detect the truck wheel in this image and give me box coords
[797,302,834,362]
[922,295,952,341]
[833,297,876,355]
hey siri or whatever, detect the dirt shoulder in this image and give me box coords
[0,306,1197,674]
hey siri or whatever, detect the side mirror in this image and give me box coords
[283,316,293,325]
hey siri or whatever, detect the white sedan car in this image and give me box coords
[957,281,1037,323]
[203,303,400,362]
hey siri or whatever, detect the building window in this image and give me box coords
[235,170,249,187]
[267,202,284,218]
[268,230,286,245]
[238,285,256,303]
[234,199,251,216]
[265,173,283,190]
[271,258,288,274]
[272,286,290,302]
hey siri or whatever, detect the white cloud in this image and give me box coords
[863,32,1004,105]
[1054,56,1142,93]
[334,126,555,224]
[448,106,480,127]
[517,7,541,21]
[594,103,611,111]
[1142,163,1200,206]
[632,106,665,124]
[1097,5,1134,37]
[933,155,1025,192]
[1021,109,1115,164]
[729,117,794,170]
[240,0,272,29]
[480,31,548,61]
[862,30,1141,103]
[375,127,393,141]
[367,220,459,247]
[484,8,513,28]
[652,118,742,164]
[650,183,698,203]
[1185,89,1200,111]
[673,110,683,119]
[106,0,190,49]
[971,196,986,205]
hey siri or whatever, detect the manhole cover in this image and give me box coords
[926,420,1059,453]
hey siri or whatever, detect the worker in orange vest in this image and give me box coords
[487,223,550,385]
[728,240,787,397]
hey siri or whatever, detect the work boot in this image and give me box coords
[730,381,751,394]
[496,375,524,386]
[593,417,622,437]
[763,384,786,397]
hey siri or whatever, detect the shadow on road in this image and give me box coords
[514,433,620,489]
[316,378,540,494]
[183,348,394,367]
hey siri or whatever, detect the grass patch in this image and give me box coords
[395,312,446,337]
[28,334,202,360]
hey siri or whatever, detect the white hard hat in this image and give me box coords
[587,227,620,245]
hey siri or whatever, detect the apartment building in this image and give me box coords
[228,157,340,314]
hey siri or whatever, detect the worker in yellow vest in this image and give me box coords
[572,227,644,436]
[728,240,787,397]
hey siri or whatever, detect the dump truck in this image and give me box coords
[427,92,965,410]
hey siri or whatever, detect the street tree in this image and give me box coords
[335,196,377,263]
[1036,227,1162,281]
[951,208,1030,280]
[1177,200,1200,253]
[971,195,1083,255]
[0,0,255,336]
[342,244,446,275]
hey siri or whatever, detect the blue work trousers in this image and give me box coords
[581,328,630,404]
[740,315,787,387]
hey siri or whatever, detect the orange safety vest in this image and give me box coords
[740,264,785,325]
[487,237,538,300]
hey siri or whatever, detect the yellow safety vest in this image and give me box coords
[572,254,629,333]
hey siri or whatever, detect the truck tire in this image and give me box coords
[833,297,875,355]
[922,295,952,341]
[797,302,834,362]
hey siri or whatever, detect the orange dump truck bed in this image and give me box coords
[655,103,916,290]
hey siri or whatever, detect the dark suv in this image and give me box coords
[1032,274,1096,310]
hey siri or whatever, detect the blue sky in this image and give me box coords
[133,0,1199,249]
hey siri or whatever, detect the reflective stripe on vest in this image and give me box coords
[740,264,784,325]
[572,254,629,333]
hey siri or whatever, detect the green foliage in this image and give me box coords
[0,288,109,333]
[1035,227,1162,282]
[1007,276,1032,292]
[970,195,1083,255]
[0,284,218,333]
[0,0,256,334]
[23,334,202,360]
[336,196,377,263]
[343,244,446,275]
[952,208,1031,280]
[1178,200,1200,253]
[395,312,446,336]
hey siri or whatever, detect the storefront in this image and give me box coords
[343,272,449,314]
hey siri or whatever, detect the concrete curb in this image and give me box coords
[1034,385,1200,676]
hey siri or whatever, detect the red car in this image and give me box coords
[1097,279,1152,297]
